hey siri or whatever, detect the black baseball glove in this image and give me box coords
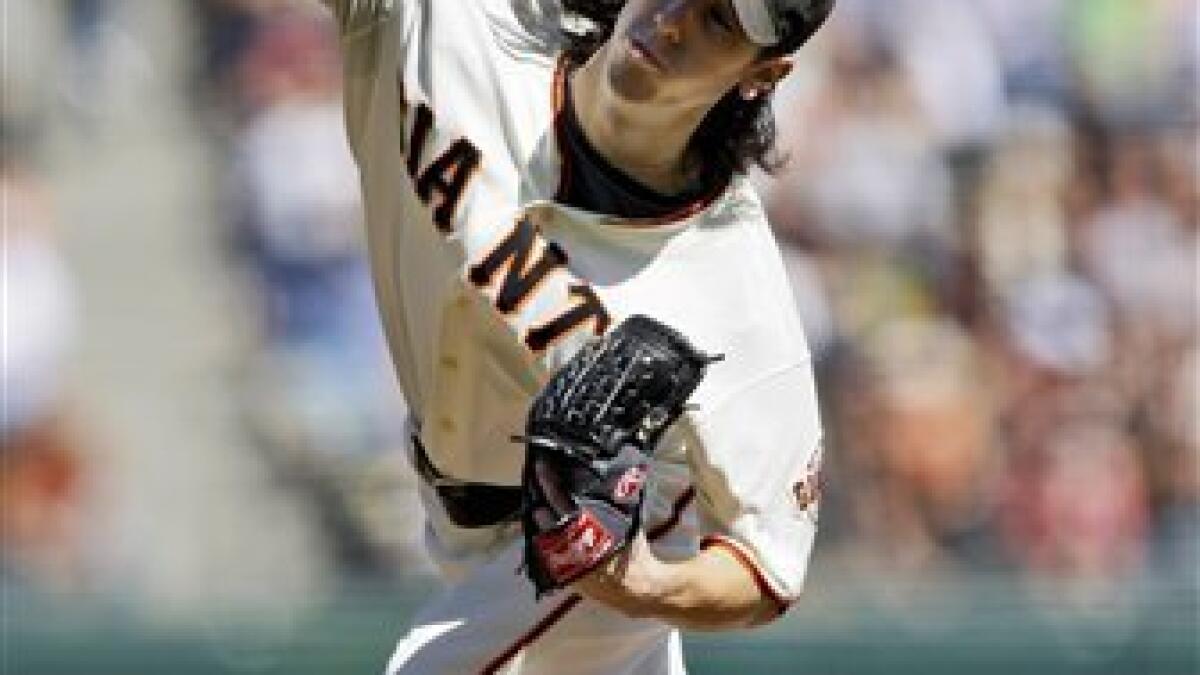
[518,315,720,596]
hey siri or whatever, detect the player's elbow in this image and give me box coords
[745,592,793,628]
[657,596,788,632]
[618,601,658,621]
[694,541,796,630]
[708,592,792,631]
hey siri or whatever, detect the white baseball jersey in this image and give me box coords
[322,0,824,671]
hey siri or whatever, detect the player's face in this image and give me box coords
[603,0,788,107]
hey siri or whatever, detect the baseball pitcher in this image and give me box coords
[316,0,835,672]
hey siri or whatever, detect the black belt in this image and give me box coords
[410,433,522,529]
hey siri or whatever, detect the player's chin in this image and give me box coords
[607,59,661,104]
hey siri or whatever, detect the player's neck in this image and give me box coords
[569,60,706,197]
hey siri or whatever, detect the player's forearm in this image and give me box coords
[645,546,785,630]
[576,541,785,631]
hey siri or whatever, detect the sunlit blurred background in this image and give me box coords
[2,1,1196,673]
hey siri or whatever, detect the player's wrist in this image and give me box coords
[617,538,676,604]
[621,546,787,630]
[572,534,676,617]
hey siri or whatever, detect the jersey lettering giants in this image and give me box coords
[404,98,612,354]
[405,102,481,233]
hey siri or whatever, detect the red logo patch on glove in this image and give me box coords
[534,510,616,585]
[613,465,648,503]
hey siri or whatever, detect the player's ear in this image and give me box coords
[737,56,793,101]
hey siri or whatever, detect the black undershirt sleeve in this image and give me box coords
[556,79,714,219]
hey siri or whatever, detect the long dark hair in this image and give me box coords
[559,0,834,187]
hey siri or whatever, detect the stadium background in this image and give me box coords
[3,1,1196,672]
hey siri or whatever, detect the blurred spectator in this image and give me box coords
[62,0,113,110]
[189,0,276,120]
[1066,0,1199,127]
[1,123,87,589]
[3,1,61,130]
[832,319,999,575]
[1145,346,1199,593]
[973,104,1074,294]
[973,0,1072,103]
[221,10,416,571]
[57,0,154,131]
[889,0,1007,153]
[1001,272,1112,378]
[1077,132,1197,342]
[999,420,1150,606]
[760,0,1197,614]
[779,35,953,252]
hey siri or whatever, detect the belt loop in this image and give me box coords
[408,420,447,488]
[402,416,524,529]
[405,413,422,441]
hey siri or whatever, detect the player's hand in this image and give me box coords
[572,531,673,618]
[518,316,719,597]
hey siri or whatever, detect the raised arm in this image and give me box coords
[318,0,394,38]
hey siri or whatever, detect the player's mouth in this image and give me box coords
[628,36,666,71]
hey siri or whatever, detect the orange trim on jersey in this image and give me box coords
[700,534,791,617]
[479,485,695,674]
[551,55,730,226]
[641,178,729,226]
[551,55,573,203]
[480,593,582,675]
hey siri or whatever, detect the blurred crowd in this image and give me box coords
[760,0,1198,619]
[2,0,92,590]
[3,0,1197,637]
[190,0,416,573]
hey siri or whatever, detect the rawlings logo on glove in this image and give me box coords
[534,511,616,583]
[518,315,721,596]
[613,465,648,502]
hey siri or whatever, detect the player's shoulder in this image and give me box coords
[694,178,795,280]
[479,0,566,62]
[692,177,773,238]
[695,178,811,355]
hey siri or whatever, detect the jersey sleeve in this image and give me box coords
[320,0,397,39]
[689,362,824,613]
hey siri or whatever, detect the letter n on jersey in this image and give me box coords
[402,99,612,356]
[469,216,611,353]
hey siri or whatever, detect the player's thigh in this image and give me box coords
[517,600,682,675]
[383,540,568,674]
